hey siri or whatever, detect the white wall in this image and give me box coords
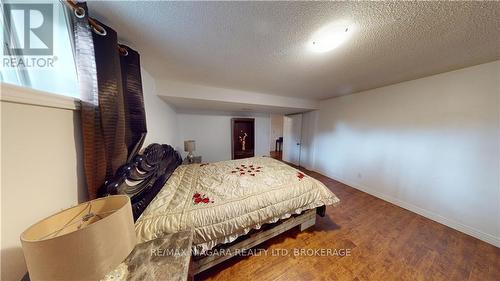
[157,79,319,113]
[270,114,283,151]
[311,60,500,246]
[177,111,271,163]
[142,68,178,149]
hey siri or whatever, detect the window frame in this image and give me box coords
[0,82,80,110]
[1,1,80,100]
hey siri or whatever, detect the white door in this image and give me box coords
[283,114,302,166]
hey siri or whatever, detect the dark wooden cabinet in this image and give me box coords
[231,118,255,159]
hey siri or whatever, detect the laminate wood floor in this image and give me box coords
[196,168,500,281]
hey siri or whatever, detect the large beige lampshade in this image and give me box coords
[20,195,136,281]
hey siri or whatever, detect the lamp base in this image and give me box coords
[187,153,195,163]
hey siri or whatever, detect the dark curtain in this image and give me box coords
[120,45,147,160]
[70,2,147,199]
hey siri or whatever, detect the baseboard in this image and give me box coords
[313,168,500,248]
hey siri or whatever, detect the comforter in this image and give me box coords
[135,156,339,253]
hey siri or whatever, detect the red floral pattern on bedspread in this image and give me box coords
[297,172,306,181]
[192,192,214,204]
[230,164,263,176]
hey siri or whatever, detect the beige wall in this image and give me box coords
[309,60,500,246]
[1,97,85,281]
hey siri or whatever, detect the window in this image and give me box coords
[1,0,79,99]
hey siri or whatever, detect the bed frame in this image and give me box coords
[192,208,322,274]
[98,143,326,274]
[98,143,182,220]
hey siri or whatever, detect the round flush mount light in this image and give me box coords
[309,22,353,53]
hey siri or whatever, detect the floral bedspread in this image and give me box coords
[135,156,339,253]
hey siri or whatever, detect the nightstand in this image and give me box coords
[183,156,202,164]
[103,230,194,281]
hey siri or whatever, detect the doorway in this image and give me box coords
[270,114,284,160]
[283,113,302,166]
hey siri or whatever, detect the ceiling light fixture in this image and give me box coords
[309,22,353,53]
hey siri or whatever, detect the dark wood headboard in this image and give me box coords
[98,143,182,220]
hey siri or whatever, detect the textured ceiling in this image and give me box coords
[89,1,500,100]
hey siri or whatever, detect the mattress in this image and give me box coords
[135,156,339,254]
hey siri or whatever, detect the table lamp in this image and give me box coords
[184,140,196,163]
[20,195,136,281]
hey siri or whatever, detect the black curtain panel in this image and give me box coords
[91,19,128,181]
[70,2,106,200]
[69,2,147,199]
[120,45,147,160]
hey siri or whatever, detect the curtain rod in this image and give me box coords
[63,0,128,56]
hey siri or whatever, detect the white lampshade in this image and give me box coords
[20,195,136,281]
[184,140,196,153]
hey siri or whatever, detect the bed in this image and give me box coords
[99,143,339,273]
